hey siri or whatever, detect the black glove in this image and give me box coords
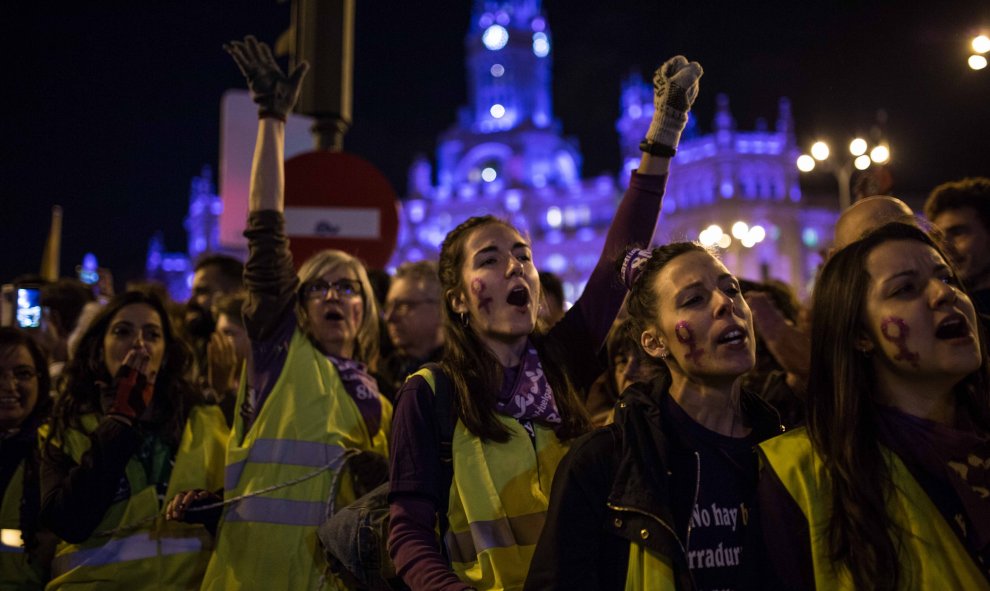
[224,35,309,121]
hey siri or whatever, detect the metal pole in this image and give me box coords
[836,164,852,211]
[291,0,355,151]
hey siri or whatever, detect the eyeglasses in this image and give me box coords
[0,367,38,384]
[303,279,363,300]
[384,299,438,316]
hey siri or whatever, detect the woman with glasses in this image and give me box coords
[183,36,392,591]
[0,328,54,589]
[39,291,228,589]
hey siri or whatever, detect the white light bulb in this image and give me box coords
[731,221,749,239]
[854,155,871,170]
[811,141,830,161]
[849,138,867,156]
[796,154,815,172]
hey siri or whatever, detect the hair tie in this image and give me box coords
[621,248,652,290]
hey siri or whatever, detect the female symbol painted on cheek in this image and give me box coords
[674,320,705,365]
[471,279,493,315]
[880,317,920,368]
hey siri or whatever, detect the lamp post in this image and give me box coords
[796,137,890,211]
[969,34,989,70]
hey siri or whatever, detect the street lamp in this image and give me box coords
[795,137,891,211]
[699,222,766,249]
[970,34,989,70]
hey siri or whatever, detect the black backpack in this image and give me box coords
[318,363,456,591]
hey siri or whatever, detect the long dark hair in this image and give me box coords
[47,291,203,454]
[808,222,990,590]
[437,216,589,442]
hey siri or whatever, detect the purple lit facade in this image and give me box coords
[146,165,224,301]
[390,0,838,300]
[151,0,839,303]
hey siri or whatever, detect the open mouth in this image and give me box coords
[935,314,970,340]
[324,311,345,322]
[0,395,20,406]
[716,326,747,346]
[506,286,530,307]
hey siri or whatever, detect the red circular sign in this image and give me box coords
[283,151,399,270]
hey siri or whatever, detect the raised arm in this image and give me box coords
[555,56,703,352]
[223,36,309,341]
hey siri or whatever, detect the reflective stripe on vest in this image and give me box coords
[202,328,393,591]
[51,533,204,576]
[431,361,568,590]
[224,437,348,491]
[444,511,546,564]
[42,407,228,590]
[760,428,989,590]
[224,496,327,526]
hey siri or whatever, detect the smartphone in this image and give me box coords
[16,287,42,329]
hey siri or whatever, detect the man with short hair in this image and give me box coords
[185,254,244,364]
[380,261,443,400]
[925,177,990,316]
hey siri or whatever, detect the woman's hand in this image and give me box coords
[105,349,155,421]
[166,489,223,536]
[207,332,239,397]
[223,35,309,121]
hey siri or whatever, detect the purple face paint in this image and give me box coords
[674,320,705,365]
[471,278,493,315]
[880,317,920,368]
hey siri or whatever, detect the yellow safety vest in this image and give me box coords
[760,427,989,590]
[419,365,568,591]
[1,459,46,590]
[201,328,392,591]
[43,405,228,590]
[624,543,677,591]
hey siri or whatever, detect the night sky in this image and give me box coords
[3,1,988,286]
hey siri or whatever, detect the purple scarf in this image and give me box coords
[328,355,383,437]
[877,405,990,552]
[496,343,562,428]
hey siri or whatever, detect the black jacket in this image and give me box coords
[524,375,784,590]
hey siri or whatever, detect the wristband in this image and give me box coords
[639,140,677,158]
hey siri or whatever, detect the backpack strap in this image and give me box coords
[420,362,455,560]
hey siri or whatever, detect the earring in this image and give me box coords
[459,312,469,327]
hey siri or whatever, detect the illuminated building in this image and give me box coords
[146,165,224,301]
[151,0,839,302]
[390,0,838,300]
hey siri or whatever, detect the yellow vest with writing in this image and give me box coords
[759,427,989,590]
[200,328,392,591]
[43,406,228,591]
[1,459,46,590]
[416,367,568,591]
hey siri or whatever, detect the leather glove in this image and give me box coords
[224,35,309,121]
[106,364,155,420]
[644,56,703,154]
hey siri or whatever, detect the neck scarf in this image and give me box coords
[328,355,383,437]
[496,342,562,427]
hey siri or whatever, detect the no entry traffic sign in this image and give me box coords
[284,150,399,269]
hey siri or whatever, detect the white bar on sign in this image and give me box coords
[283,207,381,239]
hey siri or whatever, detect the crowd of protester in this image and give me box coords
[0,34,988,591]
